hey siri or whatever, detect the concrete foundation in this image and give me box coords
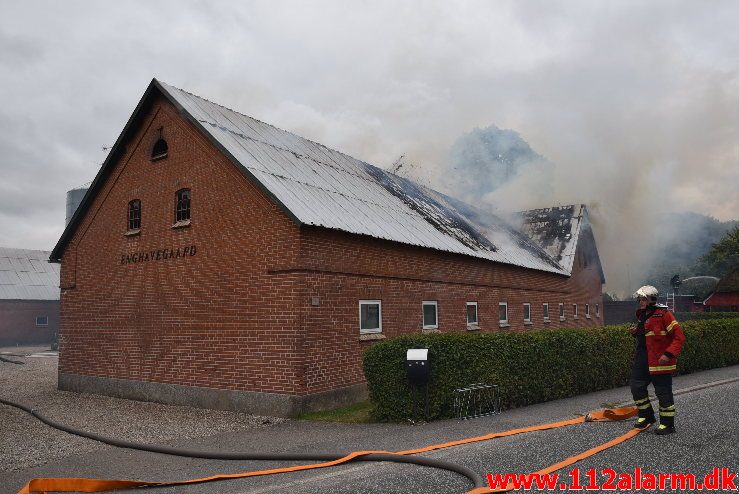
[58,373,368,418]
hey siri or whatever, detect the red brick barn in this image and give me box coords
[50,79,604,417]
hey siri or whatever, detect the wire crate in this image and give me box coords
[453,383,502,420]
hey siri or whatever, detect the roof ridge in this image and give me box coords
[158,80,389,176]
[198,119,377,184]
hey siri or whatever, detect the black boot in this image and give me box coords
[656,406,676,435]
[633,397,655,430]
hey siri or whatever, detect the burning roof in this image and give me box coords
[52,79,602,279]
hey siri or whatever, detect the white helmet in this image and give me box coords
[633,285,659,303]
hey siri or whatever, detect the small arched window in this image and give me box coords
[151,138,168,161]
[128,200,141,231]
[175,189,191,223]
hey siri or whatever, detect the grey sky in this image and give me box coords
[1,0,737,294]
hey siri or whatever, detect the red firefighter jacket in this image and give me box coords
[636,306,686,374]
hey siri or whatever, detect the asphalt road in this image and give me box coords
[2,365,738,494]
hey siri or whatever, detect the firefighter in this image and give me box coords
[629,285,686,435]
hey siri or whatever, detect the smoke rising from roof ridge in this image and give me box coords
[0,1,736,298]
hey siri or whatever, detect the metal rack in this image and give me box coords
[453,383,502,420]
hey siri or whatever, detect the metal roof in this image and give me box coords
[155,81,566,275]
[0,247,60,300]
[51,79,577,276]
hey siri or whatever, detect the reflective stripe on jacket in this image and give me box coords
[635,306,686,374]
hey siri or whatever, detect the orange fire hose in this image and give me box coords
[15,406,639,494]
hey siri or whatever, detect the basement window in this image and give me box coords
[35,316,48,327]
[359,300,382,334]
[466,302,478,327]
[127,199,141,232]
[422,301,438,329]
[543,303,550,322]
[559,303,565,321]
[499,302,509,327]
[523,303,532,324]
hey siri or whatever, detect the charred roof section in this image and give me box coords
[516,205,605,281]
[362,165,497,252]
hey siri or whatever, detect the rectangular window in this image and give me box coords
[422,301,438,329]
[466,302,478,326]
[499,302,508,325]
[359,300,382,333]
[128,200,141,231]
[596,304,600,317]
[35,316,48,327]
[573,304,578,318]
[523,303,531,322]
[175,189,191,223]
[586,303,591,318]
[559,303,565,320]
[543,303,550,321]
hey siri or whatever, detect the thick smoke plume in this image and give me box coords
[0,1,736,300]
[423,122,737,298]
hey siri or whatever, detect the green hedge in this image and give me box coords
[675,311,739,321]
[363,319,739,422]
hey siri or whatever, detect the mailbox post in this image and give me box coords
[407,348,430,421]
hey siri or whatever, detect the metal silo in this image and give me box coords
[65,187,89,226]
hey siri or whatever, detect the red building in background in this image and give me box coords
[704,268,739,312]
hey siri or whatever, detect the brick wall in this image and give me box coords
[291,227,603,395]
[0,300,59,346]
[59,95,305,395]
[58,94,603,402]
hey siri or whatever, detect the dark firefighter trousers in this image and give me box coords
[630,351,675,427]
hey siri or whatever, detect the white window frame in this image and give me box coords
[35,315,48,327]
[596,303,600,318]
[559,303,565,321]
[543,303,550,322]
[573,303,578,319]
[586,303,591,318]
[359,300,382,334]
[499,302,509,326]
[422,301,438,329]
[523,303,531,323]
[466,302,478,326]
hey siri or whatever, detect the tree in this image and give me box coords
[696,226,739,277]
